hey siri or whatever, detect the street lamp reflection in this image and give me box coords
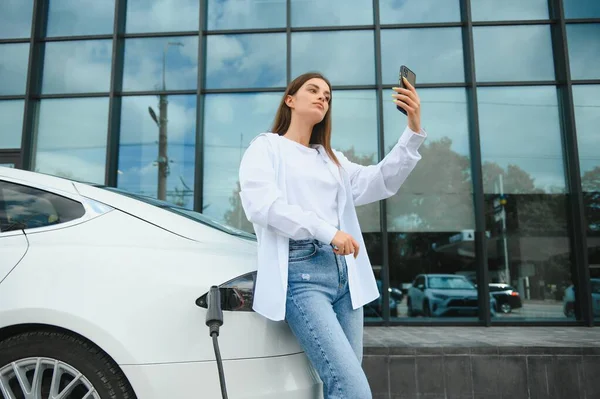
[147,41,183,201]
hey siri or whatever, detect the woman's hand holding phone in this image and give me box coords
[393,74,421,133]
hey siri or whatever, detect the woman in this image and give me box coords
[238,72,426,399]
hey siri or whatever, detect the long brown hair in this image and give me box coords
[270,72,340,166]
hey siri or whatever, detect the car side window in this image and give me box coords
[0,180,85,233]
[415,276,425,288]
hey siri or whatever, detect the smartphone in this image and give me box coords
[396,65,416,115]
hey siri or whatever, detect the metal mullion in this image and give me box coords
[372,0,390,325]
[204,28,286,36]
[548,0,592,326]
[286,0,291,83]
[0,38,30,44]
[563,18,600,24]
[104,0,127,187]
[461,0,490,326]
[20,0,48,171]
[380,22,463,29]
[476,81,558,87]
[37,92,109,99]
[471,19,555,27]
[202,87,285,94]
[0,96,27,101]
[381,82,468,89]
[118,90,197,96]
[124,31,200,39]
[41,34,113,42]
[193,0,207,212]
[291,25,374,33]
[571,80,600,85]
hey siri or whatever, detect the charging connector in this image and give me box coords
[206,286,228,398]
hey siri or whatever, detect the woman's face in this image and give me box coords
[287,78,331,123]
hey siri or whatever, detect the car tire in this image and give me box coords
[500,302,512,314]
[0,330,136,399]
[407,298,415,317]
[423,300,431,317]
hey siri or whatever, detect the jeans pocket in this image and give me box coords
[288,243,317,263]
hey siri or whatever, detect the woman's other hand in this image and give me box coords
[331,230,360,258]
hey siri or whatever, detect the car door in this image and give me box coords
[0,180,28,282]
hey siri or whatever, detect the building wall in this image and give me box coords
[1,0,599,325]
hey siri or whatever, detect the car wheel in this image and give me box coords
[407,298,415,317]
[423,300,431,317]
[0,331,136,399]
[500,303,512,314]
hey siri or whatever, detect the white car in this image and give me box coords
[0,167,321,399]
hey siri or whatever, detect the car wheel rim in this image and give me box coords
[500,303,511,313]
[0,357,101,399]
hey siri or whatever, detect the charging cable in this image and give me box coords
[206,286,228,398]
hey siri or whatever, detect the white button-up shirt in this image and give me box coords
[239,126,427,321]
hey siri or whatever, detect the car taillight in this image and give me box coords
[510,291,519,296]
[196,272,256,312]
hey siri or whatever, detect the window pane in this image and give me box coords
[0,0,33,39]
[205,34,286,89]
[118,95,196,208]
[0,181,85,232]
[329,90,381,320]
[46,0,115,37]
[207,0,285,30]
[474,26,555,82]
[292,31,375,86]
[381,28,464,85]
[33,98,108,184]
[291,0,372,27]
[564,0,600,18]
[41,40,112,94]
[573,85,600,320]
[479,86,572,321]
[330,90,380,233]
[567,24,600,80]
[383,88,476,321]
[471,0,549,21]
[202,92,282,232]
[125,0,199,33]
[123,36,198,92]
[0,101,24,149]
[384,88,474,233]
[379,0,460,24]
[479,87,566,193]
[0,44,30,95]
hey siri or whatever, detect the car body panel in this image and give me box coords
[121,353,322,399]
[0,208,305,364]
[0,231,28,282]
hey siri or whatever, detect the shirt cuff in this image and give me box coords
[315,223,338,245]
[398,125,427,150]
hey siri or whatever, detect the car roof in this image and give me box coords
[0,166,84,195]
[0,166,256,245]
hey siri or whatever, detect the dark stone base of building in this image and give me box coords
[362,326,600,399]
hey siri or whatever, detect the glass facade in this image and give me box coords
[1,0,599,327]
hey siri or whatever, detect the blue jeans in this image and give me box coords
[285,239,372,399]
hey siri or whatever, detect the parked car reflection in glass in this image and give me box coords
[489,283,523,314]
[407,274,497,317]
[563,278,600,318]
[364,279,404,318]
